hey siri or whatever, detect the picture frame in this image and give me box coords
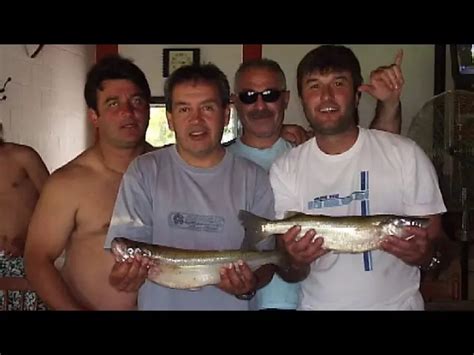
[163,48,200,77]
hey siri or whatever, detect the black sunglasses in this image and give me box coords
[238,89,285,104]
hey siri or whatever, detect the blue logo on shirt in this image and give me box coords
[308,190,369,210]
[168,212,225,233]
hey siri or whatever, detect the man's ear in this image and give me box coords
[230,93,237,105]
[355,90,361,107]
[166,111,175,131]
[88,108,99,128]
[283,90,290,109]
[224,104,231,127]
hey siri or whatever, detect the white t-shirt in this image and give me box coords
[269,127,447,310]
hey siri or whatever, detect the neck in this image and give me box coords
[176,145,226,169]
[240,132,279,149]
[314,126,359,155]
[96,140,148,174]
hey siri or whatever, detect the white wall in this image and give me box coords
[263,44,435,136]
[0,45,95,172]
[119,45,242,97]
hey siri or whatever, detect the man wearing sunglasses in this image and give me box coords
[227,52,405,311]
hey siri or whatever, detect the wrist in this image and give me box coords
[235,289,256,300]
[289,260,308,271]
[419,250,441,271]
[378,98,400,112]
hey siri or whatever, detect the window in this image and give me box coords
[146,97,241,148]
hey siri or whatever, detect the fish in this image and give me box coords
[110,237,288,290]
[238,210,430,253]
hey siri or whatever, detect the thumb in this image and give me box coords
[358,84,375,95]
[394,49,403,66]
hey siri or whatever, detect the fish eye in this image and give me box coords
[127,247,134,255]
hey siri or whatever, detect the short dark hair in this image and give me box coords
[164,63,230,112]
[84,54,151,112]
[234,58,287,91]
[296,45,363,97]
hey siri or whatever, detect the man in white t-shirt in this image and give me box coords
[272,45,447,310]
[227,56,407,310]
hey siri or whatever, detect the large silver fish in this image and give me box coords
[111,237,288,290]
[238,210,430,253]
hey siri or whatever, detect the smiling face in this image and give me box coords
[300,69,359,136]
[233,67,289,144]
[166,80,230,167]
[89,79,150,149]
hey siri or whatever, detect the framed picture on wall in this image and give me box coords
[163,48,200,77]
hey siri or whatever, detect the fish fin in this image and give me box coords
[282,210,301,219]
[238,210,274,251]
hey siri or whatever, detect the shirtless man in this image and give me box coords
[24,55,153,310]
[0,124,49,310]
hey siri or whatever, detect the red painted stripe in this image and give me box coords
[242,45,262,62]
[94,45,118,142]
[96,44,118,62]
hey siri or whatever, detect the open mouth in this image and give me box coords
[189,130,208,139]
[319,107,339,114]
[121,123,139,129]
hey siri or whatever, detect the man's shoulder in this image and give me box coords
[49,148,99,184]
[135,145,170,166]
[1,142,41,160]
[365,128,418,151]
[366,128,413,143]
[274,138,312,165]
[228,151,268,176]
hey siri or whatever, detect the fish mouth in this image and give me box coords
[111,238,132,261]
[393,217,429,228]
[111,237,154,261]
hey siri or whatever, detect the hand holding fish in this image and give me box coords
[380,225,434,267]
[109,253,153,292]
[282,225,330,266]
[218,260,257,297]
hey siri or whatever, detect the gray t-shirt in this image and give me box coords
[104,145,275,310]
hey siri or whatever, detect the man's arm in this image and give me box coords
[24,172,85,310]
[268,154,318,282]
[16,145,50,192]
[371,100,402,134]
[380,137,447,268]
[381,214,446,269]
[217,165,278,297]
[280,124,313,146]
[359,49,404,134]
[106,160,155,292]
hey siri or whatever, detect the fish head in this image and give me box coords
[111,237,153,261]
[110,237,133,261]
[381,216,430,238]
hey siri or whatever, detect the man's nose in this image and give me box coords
[320,85,334,100]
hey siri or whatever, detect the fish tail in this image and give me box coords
[238,210,274,251]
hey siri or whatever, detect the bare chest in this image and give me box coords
[0,157,32,195]
[74,176,122,235]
